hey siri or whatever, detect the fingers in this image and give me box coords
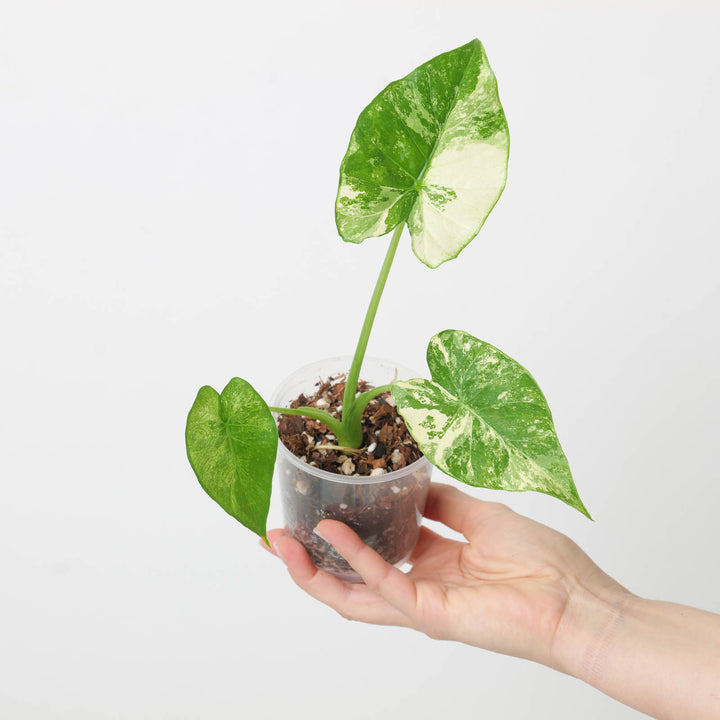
[272,533,327,586]
[265,528,411,627]
[424,482,509,539]
[314,519,418,620]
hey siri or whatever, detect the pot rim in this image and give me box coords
[272,355,431,486]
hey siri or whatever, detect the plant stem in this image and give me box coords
[353,383,394,416]
[268,405,344,438]
[339,222,405,447]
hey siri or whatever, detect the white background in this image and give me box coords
[2,1,719,718]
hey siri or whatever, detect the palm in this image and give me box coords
[403,519,575,663]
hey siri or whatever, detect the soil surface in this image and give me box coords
[276,373,422,475]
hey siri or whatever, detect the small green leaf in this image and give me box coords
[336,39,509,269]
[185,378,278,538]
[391,330,590,517]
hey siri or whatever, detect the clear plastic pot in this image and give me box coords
[273,356,432,583]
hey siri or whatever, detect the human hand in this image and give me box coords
[266,482,628,670]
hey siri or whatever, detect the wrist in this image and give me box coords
[550,569,633,680]
[551,580,720,719]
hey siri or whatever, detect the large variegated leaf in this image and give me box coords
[336,39,509,269]
[391,330,590,517]
[186,378,278,539]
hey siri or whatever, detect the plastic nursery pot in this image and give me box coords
[273,356,432,583]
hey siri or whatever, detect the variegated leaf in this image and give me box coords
[391,330,590,517]
[336,39,509,269]
[186,378,278,539]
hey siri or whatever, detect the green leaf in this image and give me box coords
[391,330,590,517]
[336,39,509,269]
[185,378,278,539]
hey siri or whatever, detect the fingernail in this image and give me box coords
[313,524,329,542]
[272,541,286,562]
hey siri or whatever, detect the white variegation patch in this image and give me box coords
[433,409,475,474]
[410,142,508,267]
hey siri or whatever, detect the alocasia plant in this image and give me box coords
[185,39,589,544]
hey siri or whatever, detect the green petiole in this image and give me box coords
[270,223,405,448]
[271,222,403,450]
[338,222,405,447]
[267,405,344,439]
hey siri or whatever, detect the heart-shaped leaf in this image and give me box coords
[336,38,509,269]
[185,378,278,539]
[391,330,590,517]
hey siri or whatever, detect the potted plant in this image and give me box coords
[185,39,590,581]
